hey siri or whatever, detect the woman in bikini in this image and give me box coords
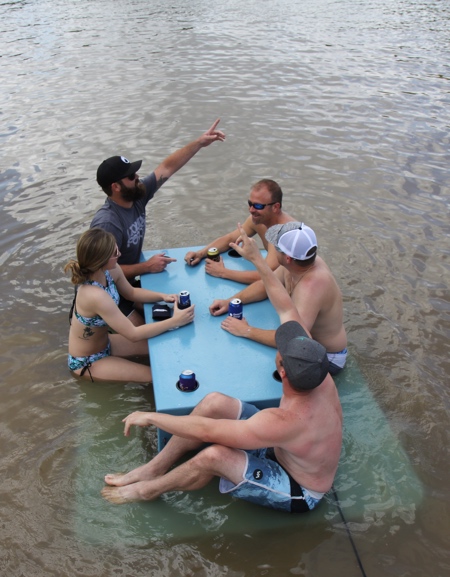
[65,228,194,383]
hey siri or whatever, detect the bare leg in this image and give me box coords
[104,392,242,487]
[102,443,246,504]
[73,355,152,383]
[109,333,149,357]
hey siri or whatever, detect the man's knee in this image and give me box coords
[194,444,237,470]
[197,392,239,419]
[192,444,246,483]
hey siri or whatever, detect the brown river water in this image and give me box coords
[1,0,449,575]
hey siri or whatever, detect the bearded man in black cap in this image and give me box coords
[91,119,225,322]
[101,226,342,513]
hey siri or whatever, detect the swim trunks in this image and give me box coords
[219,401,325,513]
[327,348,348,375]
[68,342,111,380]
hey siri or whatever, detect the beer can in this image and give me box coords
[207,247,220,262]
[228,298,243,319]
[178,370,197,392]
[178,290,191,309]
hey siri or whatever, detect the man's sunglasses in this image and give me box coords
[123,173,136,181]
[247,200,277,210]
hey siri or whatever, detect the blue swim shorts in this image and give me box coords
[219,401,324,513]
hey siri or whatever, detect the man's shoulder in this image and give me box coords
[260,403,309,431]
[313,257,336,283]
[91,200,122,225]
[142,172,158,201]
[291,260,338,297]
[254,212,297,237]
[258,404,291,420]
[277,211,297,225]
[90,201,125,240]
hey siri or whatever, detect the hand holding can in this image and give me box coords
[207,247,221,262]
[178,290,191,309]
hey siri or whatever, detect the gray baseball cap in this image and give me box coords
[275,321,329,390]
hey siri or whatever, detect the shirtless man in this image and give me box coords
[101,226,343,513]
[210,222,347,375]
[184,179,295,284]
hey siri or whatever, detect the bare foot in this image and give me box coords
[105,473,126,486]
[104,462,158,486]
[101,485,141,505]
[104,473,128,486]
[101,480,159,504]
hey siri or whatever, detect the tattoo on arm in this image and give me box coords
[157,176,168,188]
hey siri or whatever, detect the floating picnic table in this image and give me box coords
[140,245,280,449]
[73,246,424,545]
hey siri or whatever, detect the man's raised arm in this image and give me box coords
[229,224,302,326]
[153,119,225,186]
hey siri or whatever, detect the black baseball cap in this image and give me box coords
[275,321,329,390]
[96,156,142,188]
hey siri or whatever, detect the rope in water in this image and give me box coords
[331,486,368,577]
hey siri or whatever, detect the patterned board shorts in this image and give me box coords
[219,401,324,513]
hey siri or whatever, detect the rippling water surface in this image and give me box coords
[1,0,449,575]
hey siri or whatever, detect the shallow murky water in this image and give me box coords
[1,0,449,575]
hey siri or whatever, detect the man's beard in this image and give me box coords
[119,180,146,202]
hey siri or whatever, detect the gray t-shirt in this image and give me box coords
[90,173,158,266]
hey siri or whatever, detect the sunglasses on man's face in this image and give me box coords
[124,173,136,181]
[247,200,276,210]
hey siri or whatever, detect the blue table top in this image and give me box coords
[140,246,282,416]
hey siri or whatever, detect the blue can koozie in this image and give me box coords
[178,370,197,391]
[178,290,191,309]
[228,298,243,320]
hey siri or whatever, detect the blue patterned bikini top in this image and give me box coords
[74,270,120,327]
